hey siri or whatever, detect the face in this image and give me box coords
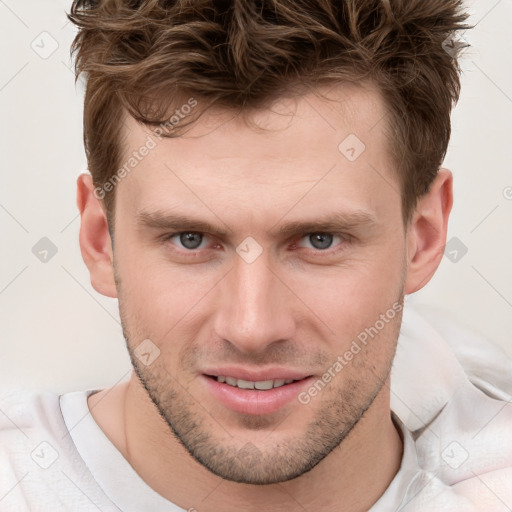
[112,84,407,484]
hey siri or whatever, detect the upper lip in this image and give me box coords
[203,367,312,382]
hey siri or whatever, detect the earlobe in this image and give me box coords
[404,168,453,294]
[76,173,117,298]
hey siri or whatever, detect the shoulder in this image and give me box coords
[392,305,512,508]
[410,376,512,509]
[0,389,63,441]
[0,389,66,472]
[0,388,61,434]
[0,388,117,511]
[416,384,512,468]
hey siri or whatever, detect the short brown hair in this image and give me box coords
[68,0,470,223]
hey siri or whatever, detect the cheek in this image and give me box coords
[293,247,405,347]
[116,247,221,341]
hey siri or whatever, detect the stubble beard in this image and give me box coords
[120,307,401,485]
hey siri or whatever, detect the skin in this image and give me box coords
[78,82,452,511]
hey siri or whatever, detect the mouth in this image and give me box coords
[205,374,305,390]
[202,372,314,415]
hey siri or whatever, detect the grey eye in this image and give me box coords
[308,233,333,250]
[179,232,204,249]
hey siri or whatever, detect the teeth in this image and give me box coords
[255,380,274,390]
[216,376,297,390]
[237,379,255,390]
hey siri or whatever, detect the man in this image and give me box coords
[1,0,511,510]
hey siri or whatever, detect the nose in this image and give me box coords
[213,252,296,354]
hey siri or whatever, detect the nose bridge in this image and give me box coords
[214,253,294,353]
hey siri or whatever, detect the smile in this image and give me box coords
[213,376,298,390]
[203,374,314,415]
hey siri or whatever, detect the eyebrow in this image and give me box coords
[136,211,231,236]
[135,209,378,238]
[271,210,378,238]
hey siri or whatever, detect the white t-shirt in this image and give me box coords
[1,307,512,511]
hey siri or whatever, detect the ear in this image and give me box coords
[76,173,117,298]
[404,168,453,294]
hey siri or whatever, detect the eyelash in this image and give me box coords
[161,231,351,257]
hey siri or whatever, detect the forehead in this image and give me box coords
[116,82,399,227]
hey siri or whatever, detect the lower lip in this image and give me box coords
[202,375,314,415]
